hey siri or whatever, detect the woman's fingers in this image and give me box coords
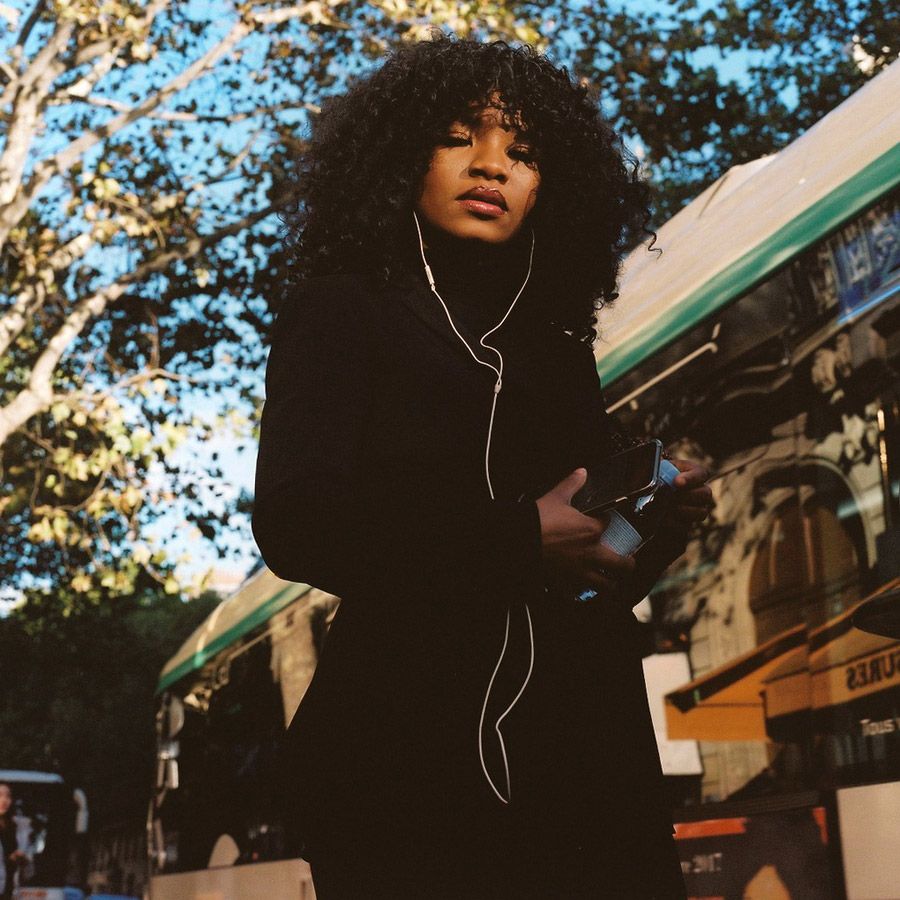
[671,458,711,489]
[540,462,716,593]
[583,555,634,593]
[584,541,636,580]
[673,485,713,510]
[683,484,713,504]
[668,458,715,525]
[670,504,714,525]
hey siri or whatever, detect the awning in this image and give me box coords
[761,642,811,721]
[763,578,900,723]
[665,577,900,743]
[664,624,807,741]
[810,577,900,710]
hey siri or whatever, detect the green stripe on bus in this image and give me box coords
[156,581,314,694]
[597,142,900,387]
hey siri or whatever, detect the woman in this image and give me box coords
[253,36,712,898]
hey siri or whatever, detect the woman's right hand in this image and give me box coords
[535,467,636,598]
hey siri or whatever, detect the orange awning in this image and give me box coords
[665,577,900,743]
[810,577,900,710]
[664,624,806,741]
[762,642,811,721]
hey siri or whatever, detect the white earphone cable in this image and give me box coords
[412,210,536,805]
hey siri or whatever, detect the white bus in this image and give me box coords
[148,565,332,898]
[598,56,900,899]
[148,57,900,899]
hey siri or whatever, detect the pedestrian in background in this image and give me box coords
[0,783,26,900]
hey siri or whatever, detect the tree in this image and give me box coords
[0,0,548,605]
[0,577,220,825]
[566,0,898,220]
[1,0,893,608]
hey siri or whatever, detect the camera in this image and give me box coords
[572,442,681,602]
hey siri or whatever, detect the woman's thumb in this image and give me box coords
[556,467,587,503]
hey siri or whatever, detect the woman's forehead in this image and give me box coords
[453,98,529,133]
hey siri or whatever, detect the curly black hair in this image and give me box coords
[280,35,655,344]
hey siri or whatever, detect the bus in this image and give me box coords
[148,57,899,898]
[0,770,89,900]
[596,56,900,899]
[148,565,334,898]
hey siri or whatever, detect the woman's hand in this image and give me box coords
[615,457,714,605]
[535,467,636,598]
[667,458,714,530]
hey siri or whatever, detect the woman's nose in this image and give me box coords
[468,146,508,181]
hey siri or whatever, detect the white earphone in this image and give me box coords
[412,210,536,805]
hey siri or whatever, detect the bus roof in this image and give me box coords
[0,771,64,784]
[595,57,900,387]
[157,567,314,694]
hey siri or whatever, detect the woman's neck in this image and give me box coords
[416,226,534,299]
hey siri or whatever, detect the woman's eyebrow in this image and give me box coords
[460,117,533,140]
[458,107,517,128]
[449,108,534,143]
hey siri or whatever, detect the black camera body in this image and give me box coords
[572,443,681,602]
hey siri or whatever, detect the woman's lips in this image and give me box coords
[458,198,506,218]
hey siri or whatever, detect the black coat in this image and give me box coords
[252,265,686,897]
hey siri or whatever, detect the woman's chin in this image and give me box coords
[441,219,521,244]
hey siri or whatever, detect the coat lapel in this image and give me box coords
[395,277,500,368]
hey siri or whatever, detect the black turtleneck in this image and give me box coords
[408,227,539,336]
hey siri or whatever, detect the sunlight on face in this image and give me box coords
[415,95,540,245]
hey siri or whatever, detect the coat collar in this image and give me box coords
[392,271,548,373]
[397,275,496,363]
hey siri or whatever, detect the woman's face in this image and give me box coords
[0,784,11,815]
[415,101,540,245]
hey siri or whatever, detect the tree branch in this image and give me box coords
[0,203,281,444]
[0,22,72,207]
[0,230,97,358]
[57,46,120,103]
[253,2,352,28]
[8,0,47,71]
[50,93,321,122]
[0,14,251,250]
[0,122,277,359]
[51,0,170,106]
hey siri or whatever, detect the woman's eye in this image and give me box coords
[510,146,537,163]
[442,134,470,146]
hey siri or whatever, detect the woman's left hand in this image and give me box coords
[668,458,714,528]
[613,458,713,607]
